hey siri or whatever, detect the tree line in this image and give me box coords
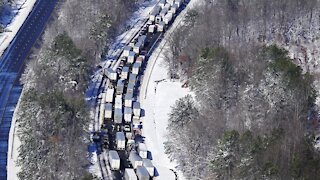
[164,0,320,179]
[16,0,137,179]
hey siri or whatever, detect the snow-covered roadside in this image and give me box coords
[141,53,191,180]
[7,91,23,180]
[0,0,37,56]
[138,1,202,179]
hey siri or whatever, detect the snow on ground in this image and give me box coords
[138,1,202,179]
[141,53,191,179]
[0,0,37,56]
[88,0,160,178]
[7,93,22,180]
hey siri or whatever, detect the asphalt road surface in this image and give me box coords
[0,1,58,178]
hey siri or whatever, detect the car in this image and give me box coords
[124,124,131,131]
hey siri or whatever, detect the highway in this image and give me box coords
[88,1,189,179]
[0,0,58,178]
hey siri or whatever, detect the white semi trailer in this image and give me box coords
[108,150,120,170]
[105,103,113,119]
[129,151,143,169]
[124,168,137,180]
[143,159,155,177]
[116,132,126,150]
[138,143,148,159]
[136,166,150,180]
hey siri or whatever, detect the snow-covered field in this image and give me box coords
[0,0,37,57]
[141,51,191,180]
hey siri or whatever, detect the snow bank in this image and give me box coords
[0,0,37,56]
[141,53,191,179]
[7,92,23,180]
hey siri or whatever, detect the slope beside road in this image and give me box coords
[1,1,58,179]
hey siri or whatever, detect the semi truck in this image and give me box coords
[129,151,143,169]
[133,102,141,117]
[136,166,150,180]
[114,108,123,124]
[116,132,126,150]
[138,143,148,159]
[143,159,155,177]
[108,150,120,170]
[105,103,113,119]
[105,88,115,103]
[124,168,137,180]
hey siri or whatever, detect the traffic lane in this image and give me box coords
[1,0,57,73]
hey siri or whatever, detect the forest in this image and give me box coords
[16,0,137,179]
[164,0,320,179]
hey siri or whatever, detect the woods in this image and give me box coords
[164,0,320,179]
[15,0,137,179]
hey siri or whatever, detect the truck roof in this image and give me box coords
[138,143,147,151]
[133,102,140,109]
[116,132,125,141]
[143,159,154,168]
[130,151,142,162]
[105,103,113,110]
[109,150,120,160]
[124,107,132,114]
[136,166,150,178]
[125,168,137,179]
[122,66,129,72]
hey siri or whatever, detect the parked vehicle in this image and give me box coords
[132,116,140,126]
[127,82,135,94]
[105,103,113,119]
[105,68,117,81]
[138,143,148,159]
[124,107,133,123]
[143,159,155,177]
[133,102,141,117]
[129,151,143,169]
[115,95,122,109]
[128,51,136,64]
[99,102,105,128]
[124,168,137,180]
[124,123,133,139]
[108,150,120,170]
[125,92,133,108]
[116,132,126,150]
[164,12,173,25]
[132,62,141,75]
[121,66,130,80]
[148,25,155,33]
[105,88,115,103]
[157,21,165,32]
[116,79,125,95]
[129,74,137,85]
[133,41,142,54]
[136,166,150,180]
[114,108,123,124]
[124,46,132,57]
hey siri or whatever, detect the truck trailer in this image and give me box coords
[133,102,141,117]
[116,132,126,150]
[143,159,155,177]
[108,150,120,170]
[124,168,137,180]
[105,103,113,119]
[129,151,143,169]
[136,166,150,180]
[138,143,148,159]
[105,88,115,103]
[114,108,123,124]
[124,107,133,123]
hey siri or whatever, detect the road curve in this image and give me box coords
[0,1,58,178]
